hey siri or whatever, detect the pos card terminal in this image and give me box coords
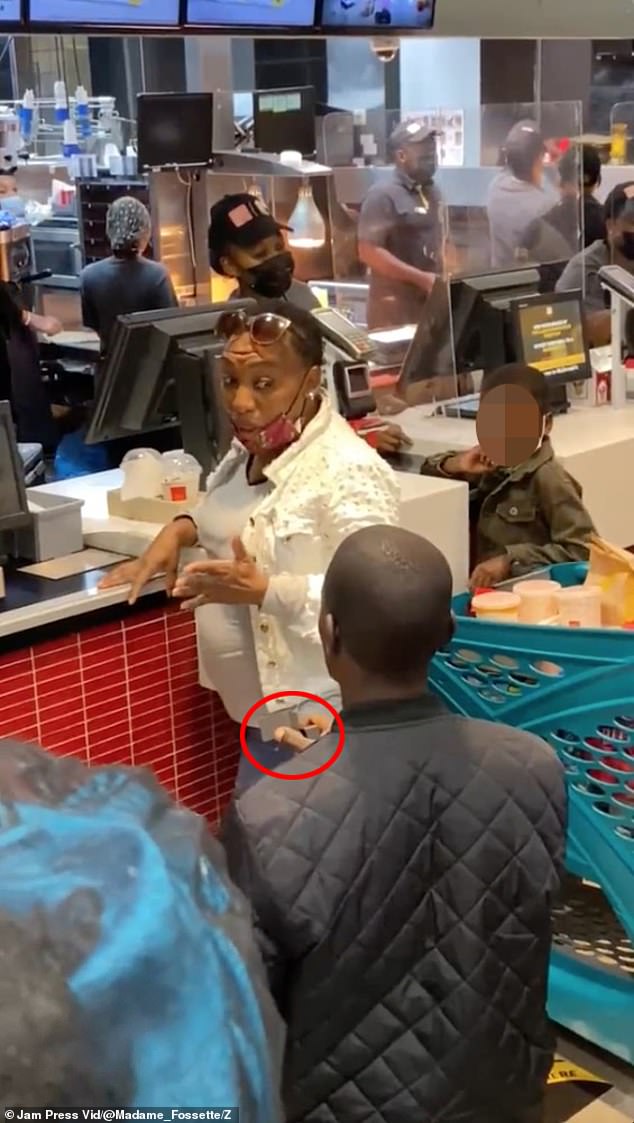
[311,306,376,361]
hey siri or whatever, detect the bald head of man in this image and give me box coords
[319,525,453,704]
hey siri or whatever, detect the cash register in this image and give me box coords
[308,307,426,473]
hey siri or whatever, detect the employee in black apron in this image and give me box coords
[358,122,444,330]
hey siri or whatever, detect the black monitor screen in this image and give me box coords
[398,276,507,395]
[0,402,30,531]
[253,88,315,157]
[187,0,315,24]
[321,0,434,29]
[513,292,590,383]
[137,94,213,170]
[30,0,177,23]
[86,301,258,476]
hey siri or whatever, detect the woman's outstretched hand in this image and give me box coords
[173,537,269,609]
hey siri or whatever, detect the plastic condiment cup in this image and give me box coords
[471,591,520,622]
[513,579,562,624]
[556,586,602,629]
[120,449,163,500]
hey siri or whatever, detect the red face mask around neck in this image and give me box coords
[233,412,301,455]
[231,372,315,455]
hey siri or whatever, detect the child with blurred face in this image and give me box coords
[419,363,595,590]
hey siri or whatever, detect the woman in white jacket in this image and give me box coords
[100,303,399,788]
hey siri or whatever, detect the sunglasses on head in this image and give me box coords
[216,309,293,347]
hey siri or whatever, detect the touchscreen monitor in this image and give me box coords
[512,291,590,384]
[30,0,178,25]
[186,0,315,26]
[321,0,434,29]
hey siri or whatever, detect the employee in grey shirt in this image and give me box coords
[556,181,634,312]
[208,192,319,312]
[81,196,177,357]
[357,121,442,329]
[486,121,556,269]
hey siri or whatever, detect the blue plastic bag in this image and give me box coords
[53,427,111,479]
[0,741,284,1117]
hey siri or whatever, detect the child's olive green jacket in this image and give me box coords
[419,438,596,574]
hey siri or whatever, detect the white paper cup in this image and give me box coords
[513,579,562,624]
[162,473,199,503]
[556,586,602,628]
[120,456,163,500]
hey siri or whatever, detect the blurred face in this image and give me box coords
[0,176,17,197]
[222,231,286,276]
[218,327,320,450]
[476,382,551,468]
[397,138,437,186]
[607,213,634,266]
[222,232,295,299]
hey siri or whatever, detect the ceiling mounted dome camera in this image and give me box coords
[370,38,399,63]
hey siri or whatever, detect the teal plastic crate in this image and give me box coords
[429,562,634,1063]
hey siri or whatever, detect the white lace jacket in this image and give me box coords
[194,398,400,717]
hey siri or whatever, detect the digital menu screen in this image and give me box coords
[321,0,434,29]
[515,296,589,382]
[187,0,315,25]
[0,0,20,21]
[30,0,179,24]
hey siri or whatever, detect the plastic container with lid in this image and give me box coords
[513,579,562,624]
[556,585,602,629]
[161,451,202,504]
[471,591,520,622]
[120,448,163,501]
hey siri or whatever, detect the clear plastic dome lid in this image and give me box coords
[120,448,162,465]
[161,450,202,480]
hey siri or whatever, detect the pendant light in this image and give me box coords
[246,180,265,206]
[287,179,326,250]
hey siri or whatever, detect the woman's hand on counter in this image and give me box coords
[172,537,269,610]
[98,520,194,605]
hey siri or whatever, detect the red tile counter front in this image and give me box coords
[0,604,240,824]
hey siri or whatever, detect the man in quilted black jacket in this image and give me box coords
[222,525,567,1123]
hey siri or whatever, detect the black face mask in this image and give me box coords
[246,251,295,299]
[618,231,634,262]
[412,156,437,186]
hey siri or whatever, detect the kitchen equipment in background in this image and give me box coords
[0,222,32,283]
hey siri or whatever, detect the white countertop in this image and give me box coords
[398,401,634,459]
[1,464,469,640]
[0,471,163,641]
[0,573,165,641]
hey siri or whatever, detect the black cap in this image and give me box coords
[208,193,289,275]
[388,120,437,156]
[604,181,634,224]
[503,120,545,176]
